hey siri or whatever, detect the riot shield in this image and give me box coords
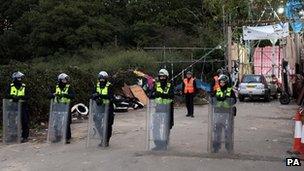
[47,100,69,144]
[2,99,22,144]
[208,97,235,153]
[146,99,171,151]
[87,99,109,147]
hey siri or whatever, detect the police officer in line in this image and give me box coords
[215,74,237,105]
[150,69,174,150]
[50,73,75,144]
[92,71,115,147]
[213,74,237,152]
[182,71,197,117]
[6,71,29,143]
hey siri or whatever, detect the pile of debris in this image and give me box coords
[114,83,146,112]
[71,83,147,120]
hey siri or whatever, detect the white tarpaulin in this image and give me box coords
[243,23,289,40]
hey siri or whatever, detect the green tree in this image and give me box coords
[0,0,278,63]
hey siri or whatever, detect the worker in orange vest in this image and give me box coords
[211,69,223,96]
[213,76,220,91]
[182,71,197,117]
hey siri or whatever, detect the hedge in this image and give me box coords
[0,62,138,126]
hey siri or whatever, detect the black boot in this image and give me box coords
[98,140,109,147]
[212,142,220,153]
[104,141,109,147]
[65,139,71,144]
[52,135,61,143]
[21,138,28,143]
[152,140,163,151]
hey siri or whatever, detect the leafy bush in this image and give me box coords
[0,63,93,123]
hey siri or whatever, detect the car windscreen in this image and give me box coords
[242,75,262,83]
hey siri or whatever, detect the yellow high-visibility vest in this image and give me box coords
[155,82,172,104]
[10,83,26,97]
[216,87,232,98]
[55,84,70,104]
[96,82,111,104]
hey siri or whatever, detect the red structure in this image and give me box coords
[253,46,282,79]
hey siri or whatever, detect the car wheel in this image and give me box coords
[279,93,290,105]
[239,95,244,102]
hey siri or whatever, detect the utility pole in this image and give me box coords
[227,26,232,73]
[223,2,233,73]
[271,39,277,75]
[222,4,226,41]
[271,11,277,76]
[222,4,227,68]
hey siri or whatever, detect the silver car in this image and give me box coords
[238,74,271,102]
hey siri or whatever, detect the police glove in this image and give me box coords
[62,94,70,98]
[98,94,108,99]
[159,93,168,99]
[164,94,171,99]
[92,93,99,100]
[55,94,63,98]
[216,96,226,101]
[48,93,54,99]
[96,100,103,106]
[12,96,19,102]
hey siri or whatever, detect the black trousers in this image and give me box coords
[170,102,174,129]
[21,103,29,139]
[66,111,72,140]
[107,103,115,142]
[185,93,194,115]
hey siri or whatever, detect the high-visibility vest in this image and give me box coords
[213,76,220,91]
[215,87,233,109]
[216,87,232,98]
[10,83,25,97]
[96,82,111,104]
[55,84,70,104]
[155,82,173,104]
[183,78,195,94]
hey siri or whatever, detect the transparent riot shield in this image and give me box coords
[146,99,171,151]
[87,99,109,147]
[47,100,69,144]
[208,97,235,153]
[2,99,22,144]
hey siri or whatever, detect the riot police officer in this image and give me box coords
[212,74,237,153]
[92,71,115,147]
[150,69,174,150]
[50,73,75,144]
[6,71,29,143]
